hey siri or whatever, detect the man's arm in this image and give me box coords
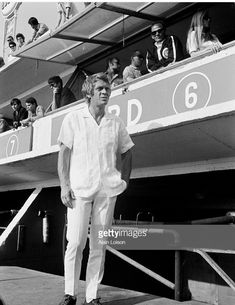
[58,144,75,208]
[26,30,37,44]
[65,2,71,19]
[52,89,61,110]
[34,23,49,40]
[121,149,132,188]
[55,10,63,29]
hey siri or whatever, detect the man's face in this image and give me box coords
[9,44,16,52]
[30,24,38,30]
[17,37,24,45]
[90,80,111,107]
[109,59,120,74]
[7,37,13,43]
[151,23,165,43]
[49,81,62,93]
[11,103,20,112]
[26,102,36,112]
[132,55,144,68]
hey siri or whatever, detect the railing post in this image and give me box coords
[175,250,181,301]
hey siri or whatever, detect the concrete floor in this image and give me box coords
[0,267,207,305]
[0,266,170,305]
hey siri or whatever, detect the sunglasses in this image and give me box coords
[49,83,57,88]
[151,28,164,35]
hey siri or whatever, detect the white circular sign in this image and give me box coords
[172,72,212,114]
[6,134,19,157]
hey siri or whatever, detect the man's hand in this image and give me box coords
[61,185,75,208]
[20,118,30,127]
[53,87,60,94]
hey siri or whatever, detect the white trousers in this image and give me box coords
[64,193,117,302]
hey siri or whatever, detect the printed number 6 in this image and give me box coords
[185,82,198,108]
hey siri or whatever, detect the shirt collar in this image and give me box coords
[82,105,114,120]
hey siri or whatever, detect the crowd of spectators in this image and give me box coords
[0,9,225,134]
[0,97,45,134]
[103,9,223,87]
[1,8,222,69]
[3,2,94,60]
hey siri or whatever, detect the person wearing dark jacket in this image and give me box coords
[146,21,184,72]
[10,98,28,128]
[47,75,76,112]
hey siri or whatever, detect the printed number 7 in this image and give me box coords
[10,139,15,155]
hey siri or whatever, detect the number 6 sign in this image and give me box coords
[172,72,211,114]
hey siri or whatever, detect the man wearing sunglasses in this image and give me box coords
[146,21,184,72]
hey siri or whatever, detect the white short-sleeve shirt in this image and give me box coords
[58,106,134,198]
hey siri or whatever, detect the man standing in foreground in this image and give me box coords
[58,73,134,305]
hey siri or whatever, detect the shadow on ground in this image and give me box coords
[103,294,160,304]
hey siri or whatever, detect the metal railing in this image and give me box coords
[107,212,235,301]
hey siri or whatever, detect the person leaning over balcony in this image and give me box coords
[55,2,72,29]
[27,17,49,44]
[10,98,28,129]
[57,72,134,305]
[16,33,25,49]
[105,57,123,88]
[20,97,44,126]
[186,10,222,56]
[146,21,184,72]
[0,114,11,133]
[47,75,76,112]
[123,50,144,83]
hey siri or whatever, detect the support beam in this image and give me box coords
[175,250,181,301]
[53,33,116,46]
[193,249,235,290]
[107,245,175,289]
[97,3,162,22]
[0,187,42,246]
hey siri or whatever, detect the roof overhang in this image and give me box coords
[1,111,235,192]
[13,2,196,65]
